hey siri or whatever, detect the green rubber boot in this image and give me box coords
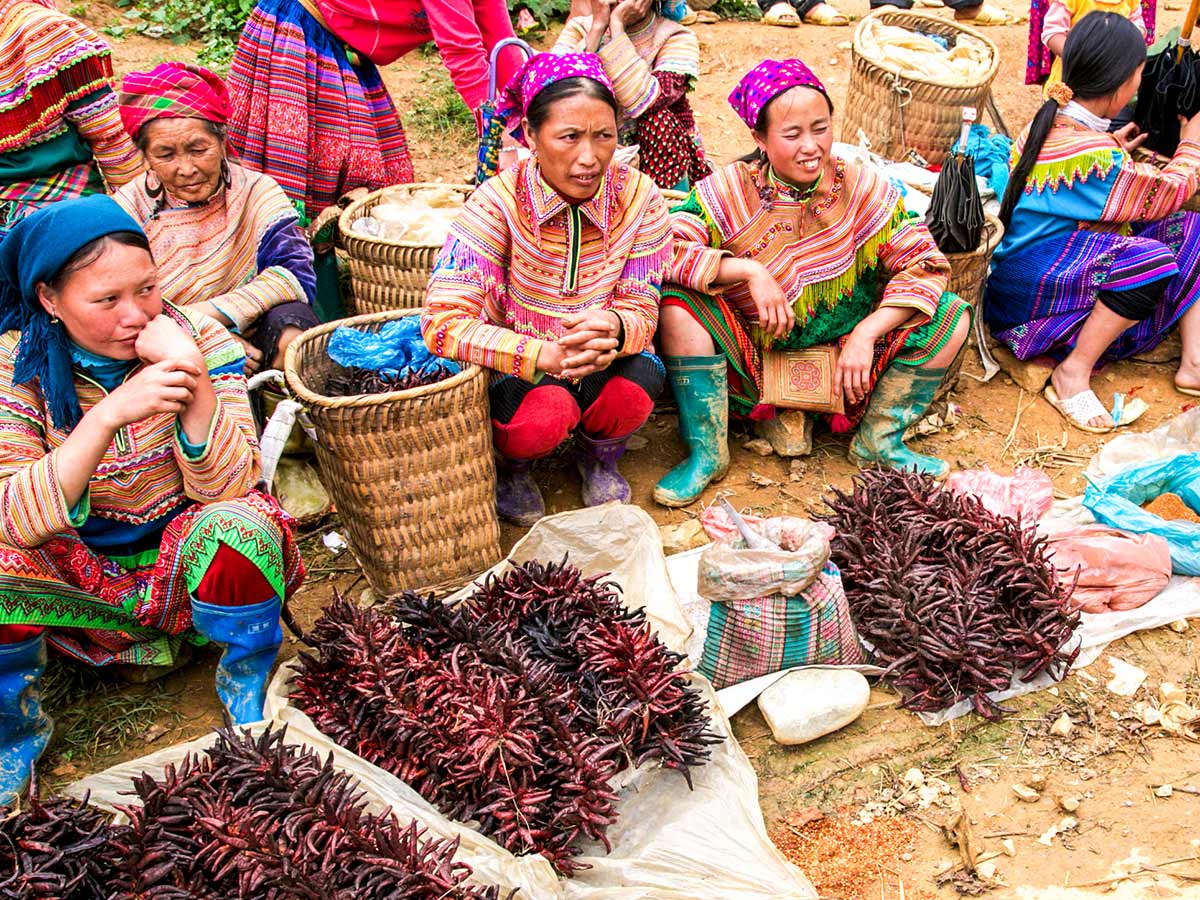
[654,355,730,507]
[848,364,950,478]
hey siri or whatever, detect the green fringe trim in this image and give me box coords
[1026,148,1120,194]
[754,205,906,348]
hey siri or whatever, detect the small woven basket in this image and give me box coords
[937,212,1004,399]
[284,309,501,598]
[843,10,1000,168]
[338,183,473,316]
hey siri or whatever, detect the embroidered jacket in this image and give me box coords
[114,163,316,331]
[668,159,950,337]
[422,158,671,382]
[0,304,260,549]
[995,121,1200,263]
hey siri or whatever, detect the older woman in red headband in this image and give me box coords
[114,63,319,376]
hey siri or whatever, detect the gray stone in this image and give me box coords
[757,668,870,745]
[754,410,814,458]
[992,345,1053,395]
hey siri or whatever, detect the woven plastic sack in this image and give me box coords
[1045,524,1173,613]
[1082,452,1200,575]
[696,512,862,690]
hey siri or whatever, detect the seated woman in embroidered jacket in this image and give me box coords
[985,11,1200,434]
[653,58,970,508]
[113,62,319,376]
[422,53,670,527]
[553,0,710,191]
[0,196,305,803]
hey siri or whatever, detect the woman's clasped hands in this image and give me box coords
[538,309,623,380]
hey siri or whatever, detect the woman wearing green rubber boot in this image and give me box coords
[654,57,970,507]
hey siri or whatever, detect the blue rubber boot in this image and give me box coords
[653,355,730,507]
[848,364,950,478]
[190,596,282,725]
[0,634,52,805]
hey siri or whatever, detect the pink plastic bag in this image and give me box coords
[946,466,1055,523]
[1046,525,1173,613]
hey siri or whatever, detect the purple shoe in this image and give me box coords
[495,456,545,526]
[575,433,631,507]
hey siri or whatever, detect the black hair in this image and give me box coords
[43,232,155,294]
[998,11,1146,228]
[135,117,227,153]
[524,77,619,133]
[739,85,836,164]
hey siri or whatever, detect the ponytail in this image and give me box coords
[998,99,1060,229]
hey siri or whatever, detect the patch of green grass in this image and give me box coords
[711,0,761,19]
[406,68,477,147]
[42,660,181,762]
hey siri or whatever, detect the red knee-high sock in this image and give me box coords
[492,385,581,460]
[195,543,277,607]
[580,376,654,439]
[0,625,44,644]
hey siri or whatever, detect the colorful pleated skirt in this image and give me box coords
[226,0,414,221]
[0,492,304,667]
[984,212,1200,362]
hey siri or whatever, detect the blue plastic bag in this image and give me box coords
[327,317,460,378]
[1082,452,1200,575]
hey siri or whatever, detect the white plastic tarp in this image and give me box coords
[71,503,815,900]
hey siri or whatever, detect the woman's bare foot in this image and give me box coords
[1050,362,1113,429]
[1175,360,1200,394]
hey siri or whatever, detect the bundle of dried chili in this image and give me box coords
[818,467,1080,720]
[292,559,720,876]
[106,726,512,899]
[0,775,119,899]
[325,364,454,398]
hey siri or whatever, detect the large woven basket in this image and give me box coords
[937,212,1004,399]
[284,309,500,598]
[338,183,473,317]
[843,10,1000,168]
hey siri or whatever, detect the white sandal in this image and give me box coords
[1043,385,1113,434]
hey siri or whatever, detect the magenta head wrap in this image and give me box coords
[495,52,616,144]
[120,62,229,140]
[728,58,828,130]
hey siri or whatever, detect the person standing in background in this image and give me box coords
[227,0,526,223]
[0,0,143,235]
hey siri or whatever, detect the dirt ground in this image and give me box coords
[53,3,1200,896]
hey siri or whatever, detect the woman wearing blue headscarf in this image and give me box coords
[0,195,305,803]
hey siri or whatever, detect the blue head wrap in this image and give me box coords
[658,0,689,20]
[0,195,146,432]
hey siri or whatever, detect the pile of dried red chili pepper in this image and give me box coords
[818,467,1080,720]
[291,558,721,876]
[325,364,455,397]
[1,728,510,899]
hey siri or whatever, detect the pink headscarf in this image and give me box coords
[119,62,229,140]
[728,58,828,130]
[495,52,616,144]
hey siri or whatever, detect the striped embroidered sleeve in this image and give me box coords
[667,190,727,291]
[422,188,544,382]
[610,191,671,354]
[1102,141,1200,222]
[64,87,145,189]
[551,17,589,52]
[877,218,949,322]
[597,31,662,119]
[0,352,74,548]
[175,320,261,502]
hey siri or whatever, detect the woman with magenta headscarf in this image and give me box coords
[422,53,671,527]
[0,196,305,803]
[654,58,971,508]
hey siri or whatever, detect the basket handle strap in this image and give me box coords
[885,73,913,159]
[487,39,535,102]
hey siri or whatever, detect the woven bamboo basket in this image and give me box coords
[284,309,500,598]
[936,212,1004,399]
[843,10,1000,168]
[338,183,473,316]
